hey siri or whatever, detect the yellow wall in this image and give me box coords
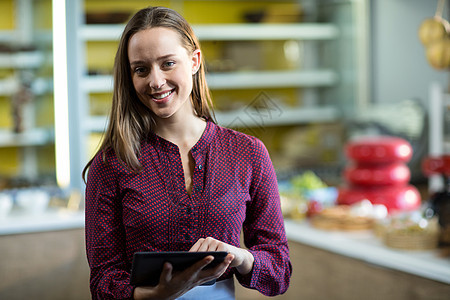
[0,0,14,29]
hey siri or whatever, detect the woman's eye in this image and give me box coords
[134,67,147,75]
[163,61,175,68]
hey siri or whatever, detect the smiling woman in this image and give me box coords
[82,6,291,300]
[128,27,200,122]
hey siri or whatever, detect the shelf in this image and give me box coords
[79,23,339,41]
[0,30,15,43]
[81,75,113,93]
[34,29,53,44]
[81,70,338,93]
[444,92,450,107]
[86,106,340,133]
[193,23,339,41]
[0,77,53,96]
[0,78,18,95]
[445,137,450,152]
[216,106,340,127]
[0,51,45,69]
[207,70,338,89]
[68,0,366,197]
[0,128,54,147]
[85,116,108,132]
[79,24,124,41]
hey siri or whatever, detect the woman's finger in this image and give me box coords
[189,238,205,252]
[199,237,220,252]
[194,255,215,271]
[199,253,234,280]
[159,262,173,284]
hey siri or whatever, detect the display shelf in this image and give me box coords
[0,77,18,95]
[81,69,338,93]
[64,0,369,192]
[0,77,53,96]
[0,0,56,186]
[285,219,450,285]
[79,23,339,41]
[216,106,339,127]
[81,74,112,93]
[79,22,340,91]
[194,23,339,41]
[30,77,53,95]
[85,116,108,133]
[86,105,340,132]
[207,70,338,89]
[33,29,53,44]
[0,30,15,43]
[79,24,123,41]
[0,128,54,147]
[0,51,45,69]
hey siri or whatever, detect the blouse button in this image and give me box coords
[197,164,203,170]
[186,206,192,214]
[184,233,191,241]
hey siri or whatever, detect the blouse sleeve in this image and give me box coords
[85,152,134,300]
[235,138,292,296]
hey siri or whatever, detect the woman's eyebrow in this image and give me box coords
[130,54,177,66]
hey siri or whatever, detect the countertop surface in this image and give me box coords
[284,219,450,285]
[0,209,85,235]
[1,210,449,285]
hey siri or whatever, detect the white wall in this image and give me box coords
[371,0,448,104]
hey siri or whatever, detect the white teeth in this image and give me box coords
[153,90,172,99]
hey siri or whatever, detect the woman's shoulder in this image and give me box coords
[89,147,133,176]
[213,123,267,154]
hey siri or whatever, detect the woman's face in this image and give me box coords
[128,27,200,121]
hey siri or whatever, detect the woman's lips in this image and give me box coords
[151,89,174,103]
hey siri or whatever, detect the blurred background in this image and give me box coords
[0,0,449,299]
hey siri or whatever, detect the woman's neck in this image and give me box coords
[154,114,207,148]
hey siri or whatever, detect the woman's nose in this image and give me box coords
[149,69,165,90]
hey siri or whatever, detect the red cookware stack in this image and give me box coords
[337,136,421,214]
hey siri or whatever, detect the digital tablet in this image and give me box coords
[130,251,228,286]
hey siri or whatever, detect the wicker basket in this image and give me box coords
[384,231,439,250]
[380,218,440,250]
[311,205,374,231]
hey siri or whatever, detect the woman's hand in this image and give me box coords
[190,237,255,275]
[133,253,234,300]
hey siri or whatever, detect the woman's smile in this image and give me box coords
[151,88,176,103]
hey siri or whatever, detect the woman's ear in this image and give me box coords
[192,49,201,75]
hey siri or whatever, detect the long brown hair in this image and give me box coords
[82,6,215,181]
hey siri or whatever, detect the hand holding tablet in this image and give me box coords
[130,251,228,287]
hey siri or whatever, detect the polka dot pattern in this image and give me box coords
[85,121,292,299]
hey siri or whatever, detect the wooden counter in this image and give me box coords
[235,220,450,300]
[1,213,449,300]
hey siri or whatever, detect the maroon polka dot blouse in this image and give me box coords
[85,121,292,299]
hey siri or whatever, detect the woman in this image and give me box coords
[83,6,292,300]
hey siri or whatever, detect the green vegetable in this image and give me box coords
[290,171,327,191]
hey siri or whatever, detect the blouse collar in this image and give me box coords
[148,119,216,154]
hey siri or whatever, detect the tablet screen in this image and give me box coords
[130,251,228,286]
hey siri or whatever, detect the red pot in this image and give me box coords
[346,136,413,164]
[337,184,421,213]
[344,162,410,186]
[422,154,450,176]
